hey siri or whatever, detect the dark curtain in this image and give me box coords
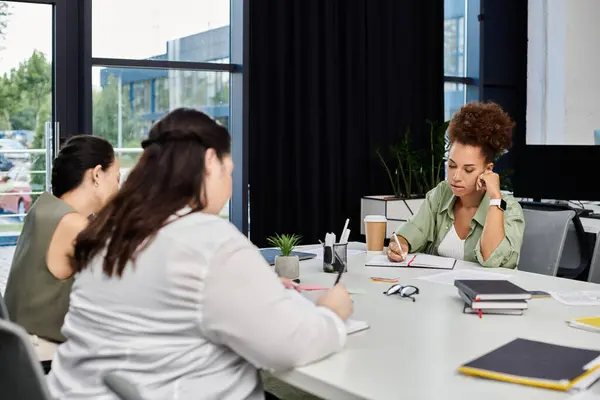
[248,0,444,247]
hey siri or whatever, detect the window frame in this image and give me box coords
[79,0,249,235]
[444,0,481,113]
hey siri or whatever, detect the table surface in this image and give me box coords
[274,242,600,400]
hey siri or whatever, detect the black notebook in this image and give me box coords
[458,338,600,391]
[458,289,528,310]
[454,280,532,301]
[462,305,523,315]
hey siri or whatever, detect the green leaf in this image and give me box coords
[266,233,302,257]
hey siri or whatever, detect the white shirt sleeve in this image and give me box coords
[200,236,347,372]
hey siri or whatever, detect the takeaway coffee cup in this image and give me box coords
[364,215,387,252]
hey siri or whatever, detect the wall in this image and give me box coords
[527,0,600,145]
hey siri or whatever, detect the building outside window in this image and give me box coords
[99,25,231,136]
[444,0,476,121]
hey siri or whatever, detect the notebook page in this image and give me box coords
[418,269,511,285]
[551,291,600,306]
[570,378,600,398]
[366,253,455,269]
[288,289,369,335]
[411,254,455,269]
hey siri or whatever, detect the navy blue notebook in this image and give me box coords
[260,249,317,265]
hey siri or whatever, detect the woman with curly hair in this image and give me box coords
[387,101,524,268]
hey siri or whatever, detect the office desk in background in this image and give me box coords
[582,217,600,235]
[274,243,600,400]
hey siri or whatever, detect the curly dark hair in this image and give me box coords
[448,101,515,163]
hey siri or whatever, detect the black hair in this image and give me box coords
[51,135,115,198]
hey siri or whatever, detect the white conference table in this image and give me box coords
[274,242,600,400]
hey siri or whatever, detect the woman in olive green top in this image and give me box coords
[4,136,119,355]
[388,102,525,269]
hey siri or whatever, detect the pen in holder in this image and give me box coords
[323,243,348,273]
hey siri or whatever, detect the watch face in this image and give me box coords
[500,199,507,211]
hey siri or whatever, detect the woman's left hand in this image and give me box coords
[280,277,301,291]
[477,171,502,199]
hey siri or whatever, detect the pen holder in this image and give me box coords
[322,243,348,273]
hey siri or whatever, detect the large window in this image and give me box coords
[0,2,53,234]
[92,0,230,62]
[92,66,231,216]
[91,0,237,221]
[444,0,478,121]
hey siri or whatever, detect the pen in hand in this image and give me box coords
[392,233,407,259]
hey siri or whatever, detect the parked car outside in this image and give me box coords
[0,139,31,163]
[0,166,32,221]
[0,154,14,171]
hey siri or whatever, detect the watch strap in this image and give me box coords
[489,198,506,211]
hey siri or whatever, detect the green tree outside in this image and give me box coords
[93,73,143,168]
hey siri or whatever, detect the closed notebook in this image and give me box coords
[458,289,528,310]
[458,338,600,391]
[462,305,523,315]
[366,253,456,270]
[454,279,532,301]
[568,317,600,334]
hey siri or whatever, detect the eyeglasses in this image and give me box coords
[383,284,419,302]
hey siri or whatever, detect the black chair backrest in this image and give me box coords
[519,201,591,280]
[0,319,52,400]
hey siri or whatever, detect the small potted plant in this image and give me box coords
[267,233,302,280]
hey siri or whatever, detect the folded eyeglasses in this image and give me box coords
[383,284,419,302]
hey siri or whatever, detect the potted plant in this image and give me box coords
[266,233,302,280]
[361,119,449,235]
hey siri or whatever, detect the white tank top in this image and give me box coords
[437,225,465,260]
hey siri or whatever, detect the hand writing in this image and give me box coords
[387,240,408,262]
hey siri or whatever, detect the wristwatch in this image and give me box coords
[489,198,507,212]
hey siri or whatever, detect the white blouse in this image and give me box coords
[47,208,346,400]
[437,225,466,260]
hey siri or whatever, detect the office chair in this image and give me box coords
[104,372,146,400]
[0,319,53,400]
[519,209,574,276]
[519,202,591,280]
[588,233,600,284]
[0,291,9,320]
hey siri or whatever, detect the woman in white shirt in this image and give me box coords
[47,108,353,400]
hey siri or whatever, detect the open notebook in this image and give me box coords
[366,253,456,270]
[288,290,369,335]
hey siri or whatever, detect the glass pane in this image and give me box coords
[92,66,230,218]
[444,0,466,77]
[0,2,53,235]
[444,82,465,121]
[92,0,230,62]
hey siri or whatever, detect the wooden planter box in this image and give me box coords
[360,196,425,236]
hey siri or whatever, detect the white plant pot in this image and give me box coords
[274,255,300,280]
[360,196,425,236]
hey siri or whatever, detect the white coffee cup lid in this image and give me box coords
[364,215,387,223]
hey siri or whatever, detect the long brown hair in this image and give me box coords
[72,108,231,277]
